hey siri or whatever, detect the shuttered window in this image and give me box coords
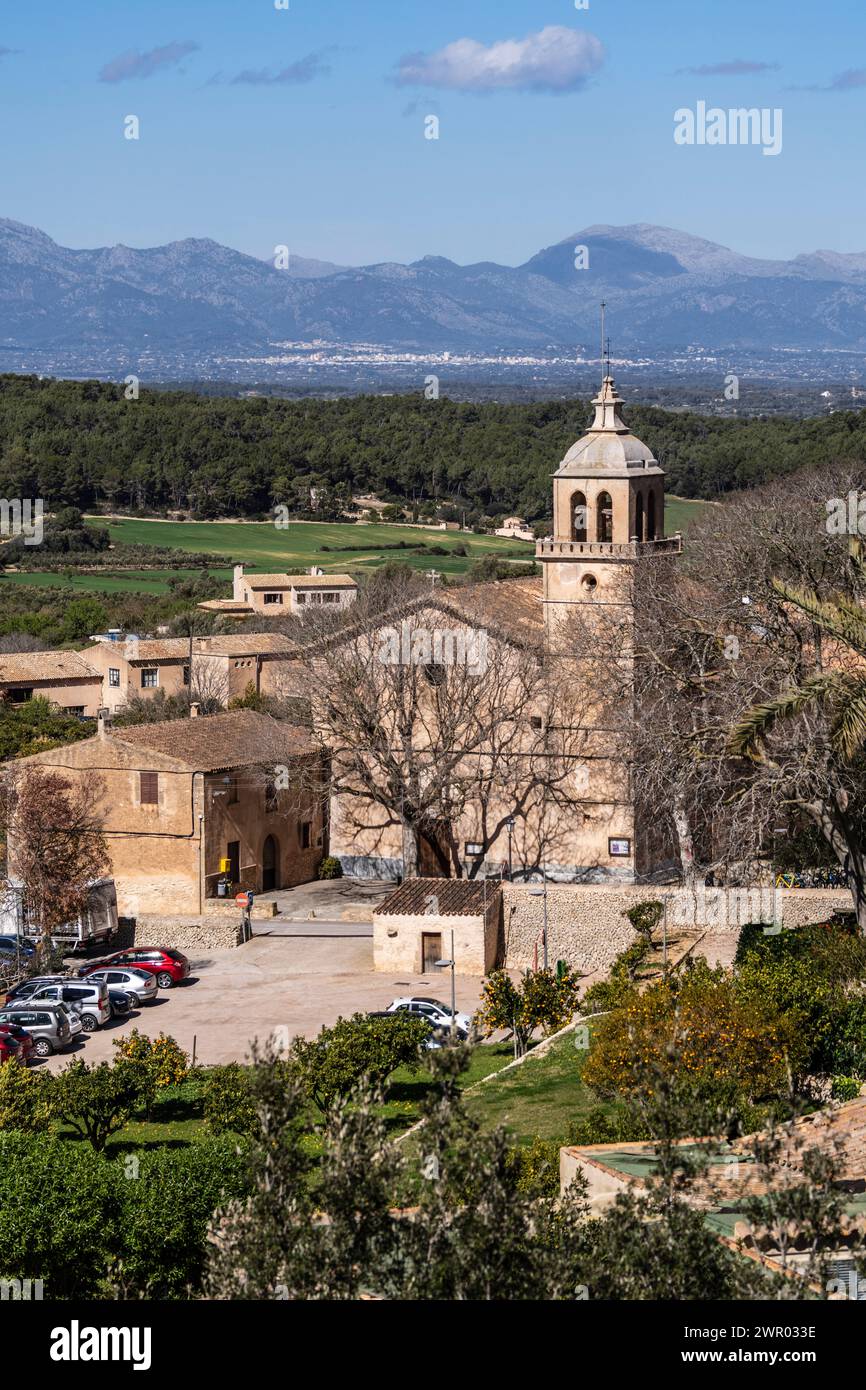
[139,772,159,805]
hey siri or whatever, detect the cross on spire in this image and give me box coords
[599,301,606,386]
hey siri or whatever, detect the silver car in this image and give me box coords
[27,980,111,1031]
[80,967,157,1006]
[0,1003,72,1057]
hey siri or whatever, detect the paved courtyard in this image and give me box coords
[39,930,487,1070]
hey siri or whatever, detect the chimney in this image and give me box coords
[233,563,245,602]
[97,708,111,736]
[190,702,201,719]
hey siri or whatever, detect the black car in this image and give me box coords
[107,989,133,1019]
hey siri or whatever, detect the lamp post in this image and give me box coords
[434,928,457,1036]
[506,817,515,882]
[529,871,549,972]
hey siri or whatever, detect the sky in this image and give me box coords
[0,0,864,267]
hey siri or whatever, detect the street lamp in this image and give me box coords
[506,817,516,882]
[434,928,457,1036]
[529,871,549,972]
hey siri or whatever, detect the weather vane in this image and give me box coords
[600,301,606,385]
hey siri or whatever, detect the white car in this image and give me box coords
[386,997,472,1037]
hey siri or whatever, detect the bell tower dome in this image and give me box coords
[538,372,682,638]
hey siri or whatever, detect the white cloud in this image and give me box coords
[394,26,604,94]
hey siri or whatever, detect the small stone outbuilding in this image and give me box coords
[373,877,502,975]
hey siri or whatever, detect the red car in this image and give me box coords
[78,948,190,990]
[0,1027,34,1064]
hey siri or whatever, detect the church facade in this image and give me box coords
[326,374,683,884]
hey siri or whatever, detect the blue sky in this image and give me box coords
[0,0,864,266]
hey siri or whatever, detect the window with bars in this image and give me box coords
[139,772,159,805]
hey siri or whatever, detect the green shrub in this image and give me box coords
[0,1060,53,1133]
[566,1105,652,1146]
[581,942,647,1014]
[0,1132,123,1298]
[117,1138,249,1298]
[290,1013,428,1113]
[507,1136,561,1199]
[831,1075,862,1102]
[203,1063,259,1138]
[318,856,343,880]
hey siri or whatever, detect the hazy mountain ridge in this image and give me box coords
[4,217,866,359]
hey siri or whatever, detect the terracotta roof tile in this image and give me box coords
[243,573,357,590]
[109,709,314,771]
[375,877,501,917]
[0,650,101,684]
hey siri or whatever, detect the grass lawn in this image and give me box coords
[465,1032,606,1146]
[78,1044,519,1156]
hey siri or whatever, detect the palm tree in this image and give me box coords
[730,548,866,762]
[729,542,866,924]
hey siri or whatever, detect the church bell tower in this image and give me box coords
[537,373,682,638]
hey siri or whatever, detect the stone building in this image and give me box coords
[198,564,358,619]
[9,709,326,917]
[0,650,103,717]
[322,373,683,885]
[373,878,502,974]
[88,633,297,714]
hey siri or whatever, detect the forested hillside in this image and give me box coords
[0,374,864,522]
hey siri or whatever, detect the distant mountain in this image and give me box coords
[5,217,866,362]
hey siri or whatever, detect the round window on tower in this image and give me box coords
[581,573,598,595]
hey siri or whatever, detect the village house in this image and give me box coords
[9,708,327,917]
[0,649,103,717]
[198,564,358,619]
[87,632,297,713]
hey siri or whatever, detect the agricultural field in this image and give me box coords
[0,501,707,598]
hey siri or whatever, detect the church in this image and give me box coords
[326,371,683,884]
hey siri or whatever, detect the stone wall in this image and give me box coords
[124,915,243,953]
[502,884,854,976]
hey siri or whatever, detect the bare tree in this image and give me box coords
[2,767,110,949]
[274,583,594,878]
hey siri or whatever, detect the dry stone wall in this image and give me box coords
[502,884,852,975]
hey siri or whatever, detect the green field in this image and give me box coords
[0,502,707,598]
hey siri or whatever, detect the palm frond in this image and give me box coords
[832,681,866,760]
[729,674,844,758]
[771,579,866,654]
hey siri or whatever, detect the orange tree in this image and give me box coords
[582,960,807,1107]
[475,967,581,1059]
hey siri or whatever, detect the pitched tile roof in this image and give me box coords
[431,576,544,645]
[109,709,315,771]
[0,650,101,684]
[94,634,297,662]
[375,877,501,917]
[243,573,357,590]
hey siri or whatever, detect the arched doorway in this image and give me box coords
[647,491,657,541]
[634,493,645,541]
[571,491,587,541]
[597,492,613,543]
[262,835,280,892]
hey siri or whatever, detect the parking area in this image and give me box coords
[36,931,488,1070]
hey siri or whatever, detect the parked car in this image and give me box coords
[0,1033,30,1065]
[3,975,70,1005]
[77,967,157,1007]
[0,1023,35,1064]
[0,1004,72,1056]
[107,989,133,1019]
[79,948,189,990]
[385,997,472,1037]
[0,936,37,959]
[26,980,111,1032]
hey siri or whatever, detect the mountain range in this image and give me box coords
[5,216,866,362]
